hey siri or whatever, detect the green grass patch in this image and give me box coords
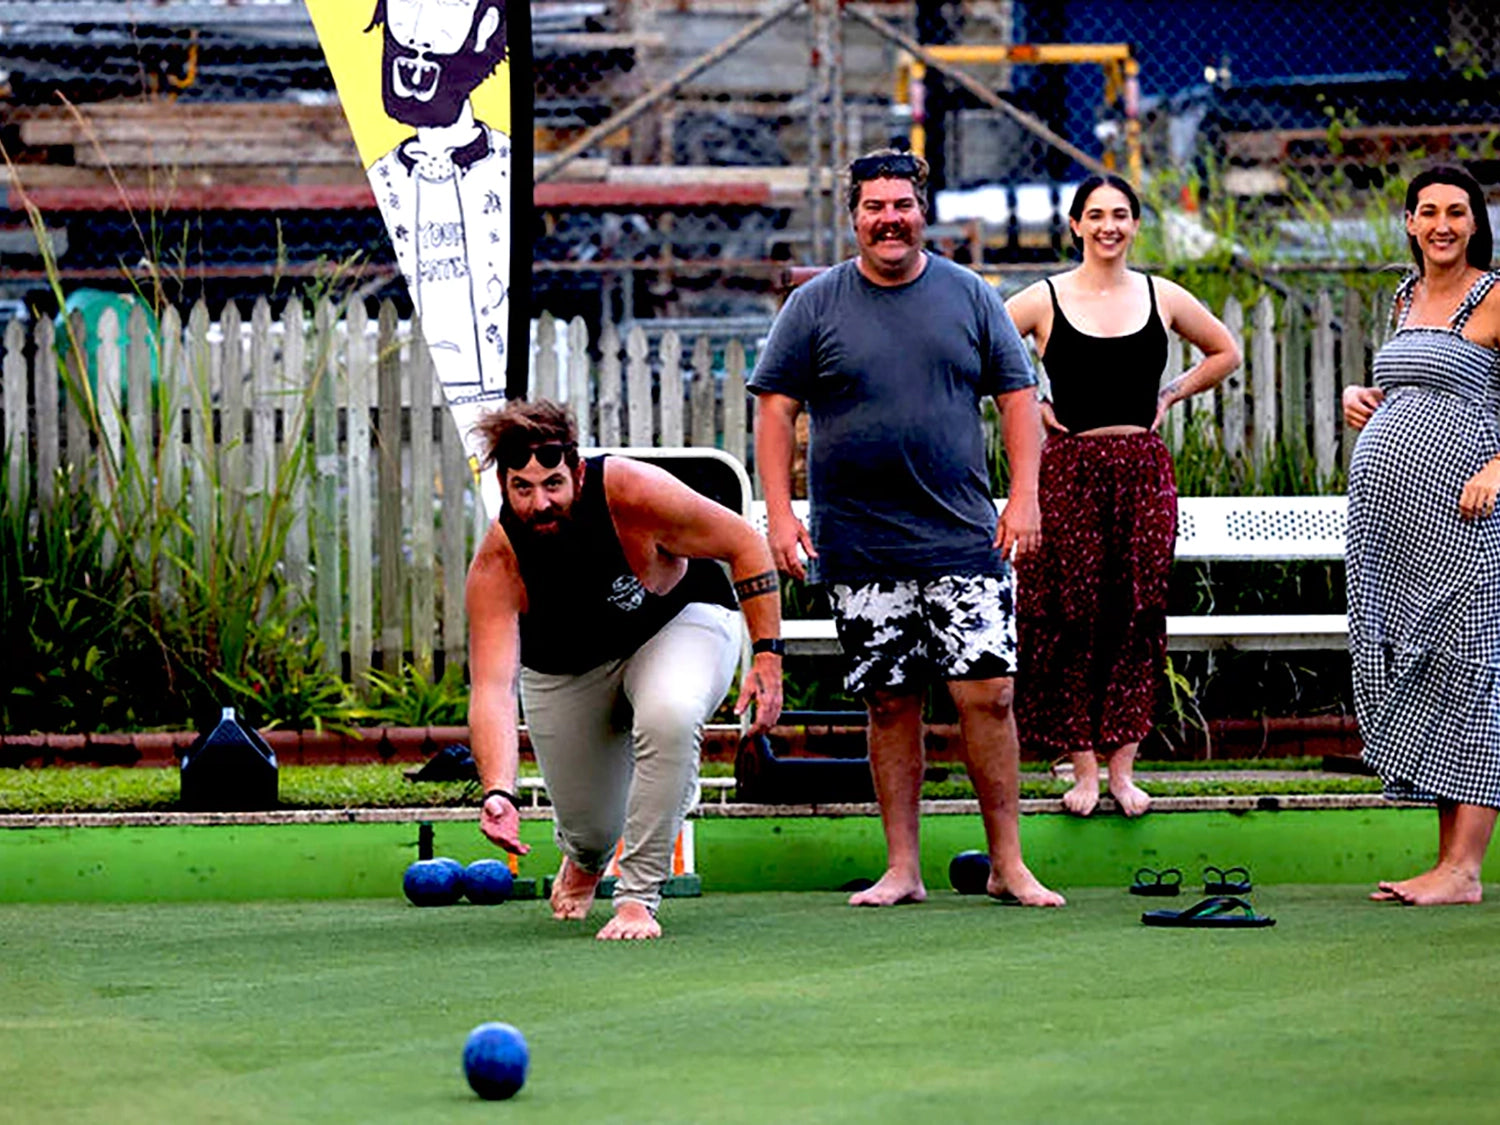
[0,765,488,814]
[2,889,1498,1123]
[0,762,1378,814]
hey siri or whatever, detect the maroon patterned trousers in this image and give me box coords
[1016,432,1177,755]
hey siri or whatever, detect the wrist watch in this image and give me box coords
[751,638,786,657]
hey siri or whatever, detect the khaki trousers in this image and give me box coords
[520,602,740,911]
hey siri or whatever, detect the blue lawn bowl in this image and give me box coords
[948,850,992,895]
[403,858,465,907]
[463,859,515,905]
[463,1022,529,1100]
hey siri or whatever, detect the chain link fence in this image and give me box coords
[0,0,1495,322]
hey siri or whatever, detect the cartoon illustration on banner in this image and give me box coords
[306,0,532,518]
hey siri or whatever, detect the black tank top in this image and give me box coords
[499,455,736,675]
[1043,276,1170,433]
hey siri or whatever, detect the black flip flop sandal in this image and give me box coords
[1141,895,1275,928]
[1203,865,1253,896]
[1129,867,1182,896]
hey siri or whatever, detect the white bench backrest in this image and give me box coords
[749,495,1347,563]
[587,447,753,518]
[1174,496,1345,561]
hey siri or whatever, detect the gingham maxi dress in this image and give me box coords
[1347,270,1500,808]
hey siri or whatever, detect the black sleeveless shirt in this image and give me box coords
[1043,276,1170,433]
[499,455,737,675]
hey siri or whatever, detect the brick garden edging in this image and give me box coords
[0,726,476,769]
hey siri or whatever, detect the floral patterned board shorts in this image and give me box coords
[828,572,1018,698]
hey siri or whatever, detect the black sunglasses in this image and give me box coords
[503,441,575,471]
[849,153,922,182]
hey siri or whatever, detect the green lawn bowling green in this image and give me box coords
[3,887,1498,1123]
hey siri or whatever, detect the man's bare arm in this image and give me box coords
[994,387,1043,560]
[466,523,531,855]
[605,457,784,732]
[1151,279,1243,430]
[754,392,816,581]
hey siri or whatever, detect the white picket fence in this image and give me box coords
[0,288,1384,681]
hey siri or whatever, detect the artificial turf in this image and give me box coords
[3,888,1497,1123]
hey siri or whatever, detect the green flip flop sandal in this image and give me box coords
[1129,866,1183,897]
[1204,865,1253,895]
[1142,895,1275,928]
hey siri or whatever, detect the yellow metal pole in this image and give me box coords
[918,43,1132,66]
[910,59,927,159]
[1101,59,1121,172]
[1125,55,1142,187]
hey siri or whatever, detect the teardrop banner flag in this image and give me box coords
[306,0,534,518]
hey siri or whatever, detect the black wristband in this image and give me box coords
[483,787,520,810]
[751,638,785,657]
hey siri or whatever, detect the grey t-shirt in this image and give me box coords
[749,255,1036,584]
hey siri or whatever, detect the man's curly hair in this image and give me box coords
[845,147,930,214]
[471,399,580,476]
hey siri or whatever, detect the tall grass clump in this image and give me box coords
[0,459,134,731]
[2,164,358,732]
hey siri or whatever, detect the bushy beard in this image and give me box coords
[522,508,570,535]
[511,503,578,559]
[380,5,507,129]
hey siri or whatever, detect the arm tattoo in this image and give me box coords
[734,570,779,602]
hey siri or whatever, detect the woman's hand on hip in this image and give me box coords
[1459,459,1500,520]
[1150,383,1183,433]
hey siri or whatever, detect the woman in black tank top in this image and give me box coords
[1005,175,1241,819]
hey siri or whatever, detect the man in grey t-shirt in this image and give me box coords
[750,148,1064,909]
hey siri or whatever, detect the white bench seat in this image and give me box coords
[783,613,1349,654]
[755,496,1349,655]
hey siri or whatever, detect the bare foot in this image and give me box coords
[1108,777,1152,818]
[1061,752,1100,816]
[596,900,662,940]
[1369,888,1403,902]
[1376,865,1483,906]
[989,862,1066,907]
[1061,782,1100,817]
[550,856,603,920]
[849,869,927,906]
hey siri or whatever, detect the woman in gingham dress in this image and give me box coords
[1344,165,1500,906]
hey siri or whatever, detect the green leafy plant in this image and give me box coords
[1,162,356,732]
[354,663,471,728]
[0,462,132,732]
[214,617,358,733]
[1155,655,1213,759]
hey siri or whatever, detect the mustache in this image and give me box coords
[871,223,913,242]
